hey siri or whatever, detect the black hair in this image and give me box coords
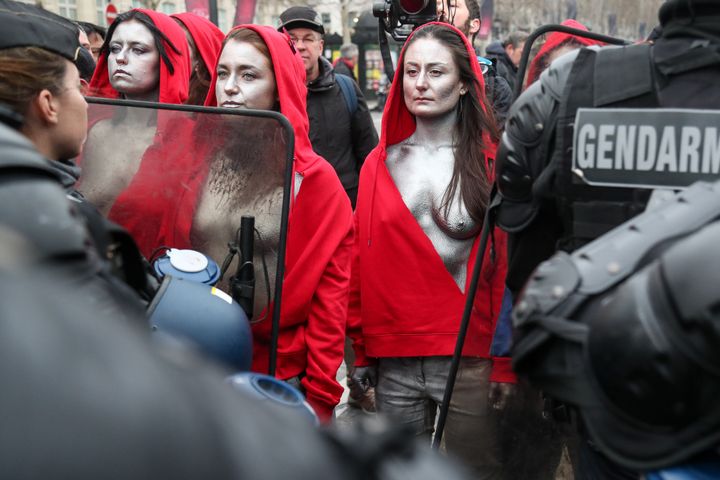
[102,10,180,75]
[78,20,106,39]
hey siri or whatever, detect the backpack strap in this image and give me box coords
[335,73,358,116]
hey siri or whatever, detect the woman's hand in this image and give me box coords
[488,381,515,410]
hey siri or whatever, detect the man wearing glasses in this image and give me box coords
[278,6,378,210]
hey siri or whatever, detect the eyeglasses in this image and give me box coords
[288,35,319,45]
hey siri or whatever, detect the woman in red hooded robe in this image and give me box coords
[171,12,224,105]
[157,25,354,422]
[347,22,513,475]
[79,9,191,253]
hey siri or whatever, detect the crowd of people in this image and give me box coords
[0,0,719,478]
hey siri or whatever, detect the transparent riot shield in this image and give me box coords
[79,98,294,374]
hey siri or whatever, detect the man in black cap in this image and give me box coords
[278,6,377,210]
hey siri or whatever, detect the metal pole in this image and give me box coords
[432,208,493,450]
[208,0,218,26]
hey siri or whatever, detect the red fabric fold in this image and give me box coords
[171,12,224,80]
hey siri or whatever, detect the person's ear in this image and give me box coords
[319,37,324,50]
[33,89,60,125]
[469,18,481,36]
[80,79,90,96]
[459,83,468,95]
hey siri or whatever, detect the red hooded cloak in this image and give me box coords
[88,9,190,104]
[161,25,354,421]
[348,22,514,383]
[171,12,224,103]
[82,9,192,255]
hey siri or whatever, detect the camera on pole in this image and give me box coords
[373,0,438,41]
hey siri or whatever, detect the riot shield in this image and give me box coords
[79,98,294,373]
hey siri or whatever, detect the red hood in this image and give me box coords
[89,9,190,104]
[204,25,322,174]
[526,19,605,86]
[171,12,224,77]
[380,22,491,150]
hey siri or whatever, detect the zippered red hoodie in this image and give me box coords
[162,26,354,421]
[348,23,514,383]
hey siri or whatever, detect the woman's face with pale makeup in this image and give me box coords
[403,37,464,118]
[107,19,160,99]
[215,39,277,111]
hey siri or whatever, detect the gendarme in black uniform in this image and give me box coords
[493,0,720,478]
[495,0,720,297]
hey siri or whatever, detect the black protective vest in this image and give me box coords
[551,44,658,251]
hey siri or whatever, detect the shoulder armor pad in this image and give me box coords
[536,47,585,99]
[495,50,585,232]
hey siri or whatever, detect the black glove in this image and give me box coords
[347,365,378,400]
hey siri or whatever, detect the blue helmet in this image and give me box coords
[148,276,252,371]
[226,372,319,426]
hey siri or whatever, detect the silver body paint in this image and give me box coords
[386,132,478,291]
[390,36,478,290]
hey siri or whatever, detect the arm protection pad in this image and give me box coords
[494,50,580,232]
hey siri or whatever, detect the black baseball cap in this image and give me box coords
[0,0,80,61]
[278,6,325,35]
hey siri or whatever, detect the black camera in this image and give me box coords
[373,0,438,41]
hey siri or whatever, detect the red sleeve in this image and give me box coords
[346,213,374,368]
[301,225,354,422]
[489,357,516,383]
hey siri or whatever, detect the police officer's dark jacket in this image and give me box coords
[495,0,720,295]
[306,56,378,207]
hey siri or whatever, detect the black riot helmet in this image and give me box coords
[512,181,720,471]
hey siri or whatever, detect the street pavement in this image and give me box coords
[370,108,383,135]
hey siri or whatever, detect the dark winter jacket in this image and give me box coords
[485,41,519,94]
[486,74,513,131]
[307,56,378,207]
[332,57,356,82]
